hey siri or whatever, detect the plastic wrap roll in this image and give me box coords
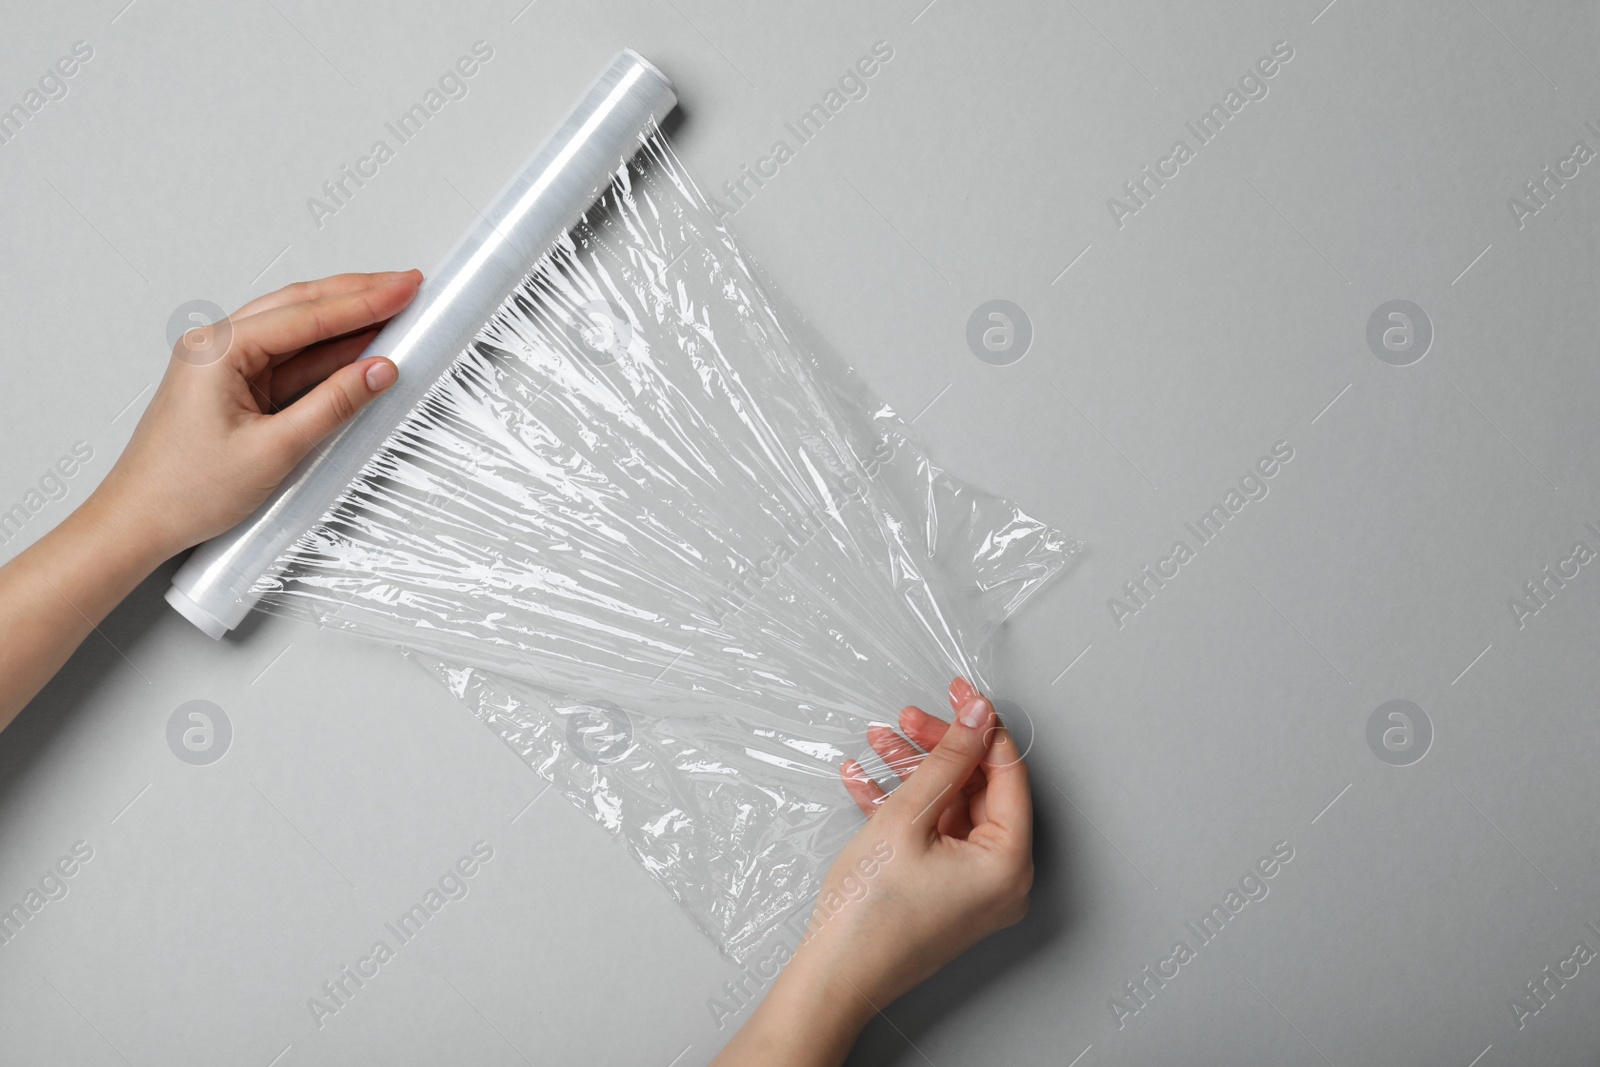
[166,49,677,638]
[160,49,1078,958]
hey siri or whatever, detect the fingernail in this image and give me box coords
[949,676,977,706]
[364,360,397,392]
[958,696,991,730]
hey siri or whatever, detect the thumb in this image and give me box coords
[885,695,996,833]
[266,357,397,459]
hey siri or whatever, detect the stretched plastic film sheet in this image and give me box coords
[255,128,1079,960]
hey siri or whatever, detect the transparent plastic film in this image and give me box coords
[254,127,1080,959]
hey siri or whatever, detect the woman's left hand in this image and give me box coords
[93,270,421,558]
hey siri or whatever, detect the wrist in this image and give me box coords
[719,949,873,1067]
[72,486,181,577]
[79,480,188,568]
[775,942,877,1044]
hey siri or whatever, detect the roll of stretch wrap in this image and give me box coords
[166,50,677,638]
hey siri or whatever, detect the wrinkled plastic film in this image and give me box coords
[254,128,1080,959]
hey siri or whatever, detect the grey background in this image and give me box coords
[1,0,1597,1063]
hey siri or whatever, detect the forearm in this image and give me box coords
[0,488,168,731]
[712,944,873,1067]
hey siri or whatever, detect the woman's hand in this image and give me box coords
[714,678,1033,1066]
[0,270,421,732]
[823,676,1034,1001]
[92,270,421,559]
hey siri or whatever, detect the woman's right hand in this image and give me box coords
[811,677,1034,1008]
[713,678,1033,1067]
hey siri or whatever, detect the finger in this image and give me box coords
[898,704,946,752]
[867,725,927,782]
[936,795,974,839]
[231,270,421,320]
[840,758,887,816]
[972,720,1033,851]
[882,695,996,834]
[230,275,420,378]
[268,328,382,406]
[899,704,987,794]
[257,357,398,463]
